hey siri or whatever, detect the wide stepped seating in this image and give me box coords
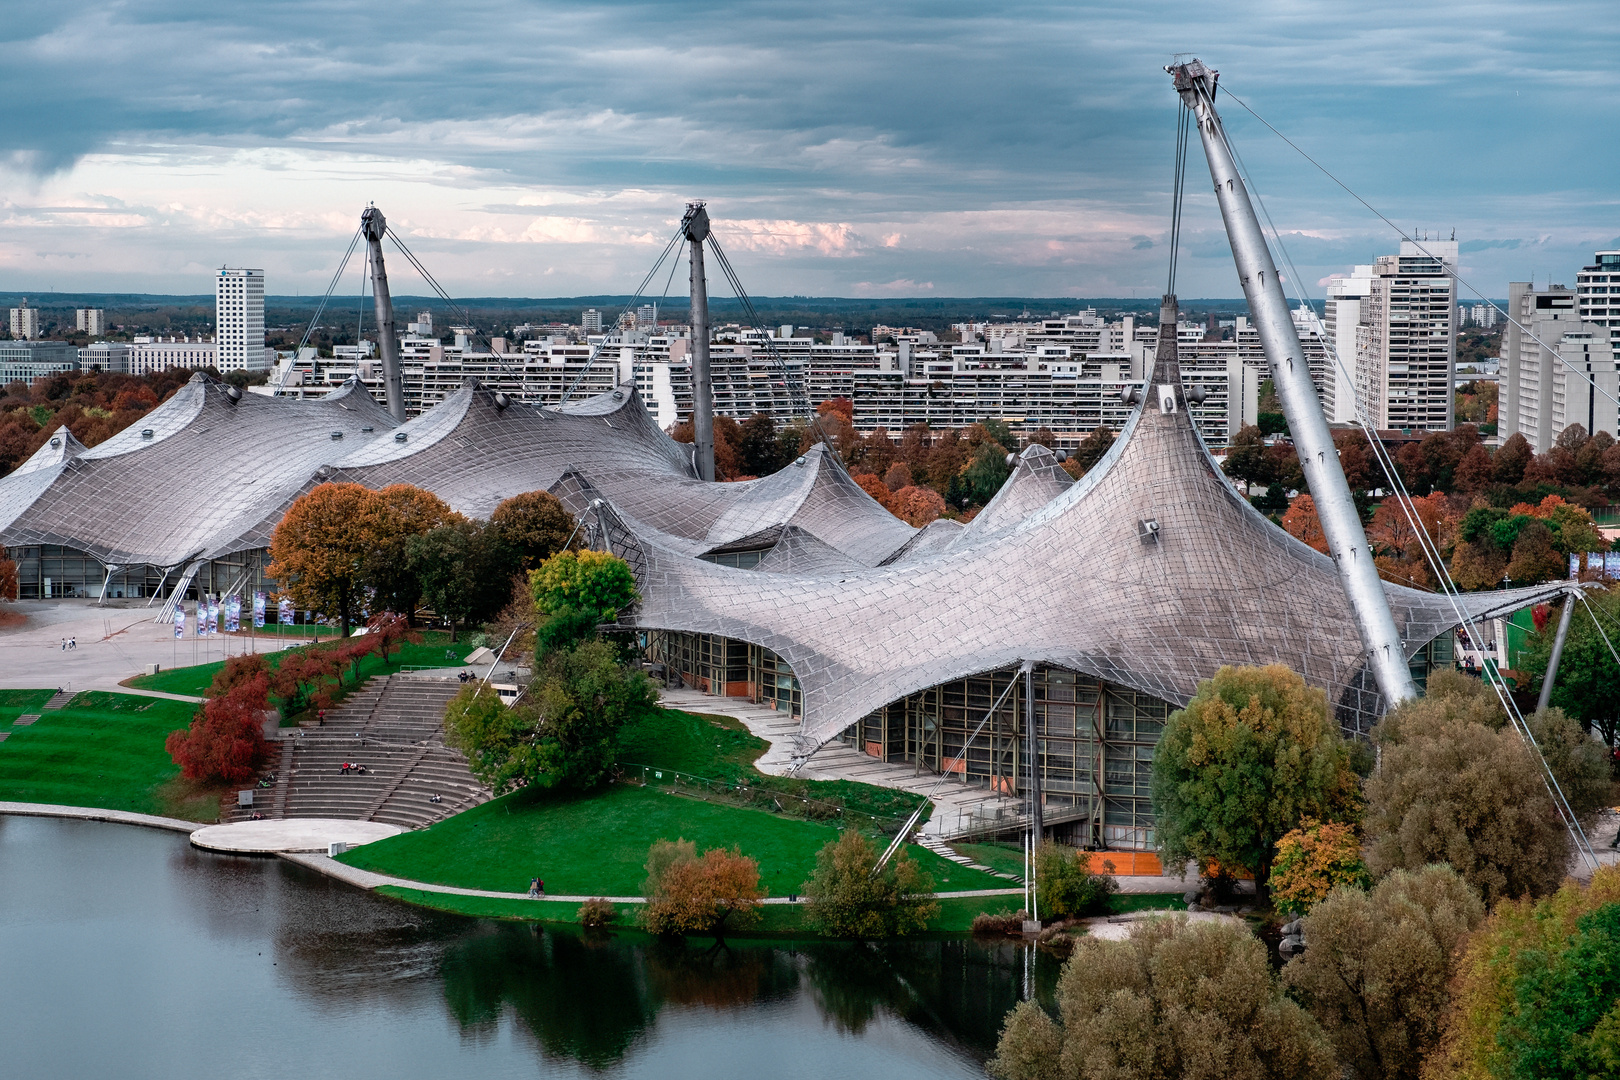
[225,674,490,828]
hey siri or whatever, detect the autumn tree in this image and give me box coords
[407,518,516,641]
[882,461,912,491]
[490,490,578,572]
[853,471,895,511]
[640,839,765,937]
[1151,664,1358,900]
[1064,425,1115,480]
[1280,494,1328,553]
[802,829,938,938]
[268,482,385,636]
[530,549,639,621]
[1494,431,1533,484]
[989,916,1335,1080]
[165,672,274,784]
[888,485,945,527]
[1424,865,1620,1080]
[1363,669,1574,906]
[363,483,458,620]
[1281,864,1485,1080]
[0,545,18,601]
[1267,819,1369,914]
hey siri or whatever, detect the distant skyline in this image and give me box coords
[1,2,1616,303]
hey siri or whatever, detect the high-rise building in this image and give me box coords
[1323,266,1374,423]
[215,268,267,372]
[76,308,105,335]
[581,309,603,334]
[1499,281,1618,452]
[1353,240,1457,431]
[1575,250,1620,355]
[635,303,658,330]
[9,299,40,340]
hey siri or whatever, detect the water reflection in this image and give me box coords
[1,816,1048,1079]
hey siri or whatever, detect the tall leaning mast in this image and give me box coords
[1168,59,1417,706]
[361,205,406,422]
[683,202,716,482]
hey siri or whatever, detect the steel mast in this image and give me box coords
[683,202,715,481]
[1169,60,1417,706]
[360,205,406,422]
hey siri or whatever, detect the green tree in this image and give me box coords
[1281,864,1484,1080]
[1063,425,1115,480]
[363,483,459,622]
[802,830,938,938]
[738,411,788,476]
[490,490,578,572]
[530,549,639,620]
[442,639,655,793]
[1223,424,1272,493]
[1521,590,1620,751]
[1363,669,1573,906]
[963,439,1011,504]
[1425,866,1620,1080]
[989,916,1334,1080]
[1034,842,1118,919]
[407,518,515,642]
[1151,664,1357,900]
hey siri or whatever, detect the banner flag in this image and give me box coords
[278,597,294,625]
[253,592,266,629]
[208,600,220,635]
[225,596,240,634]
[174,604,184,639]
[1607,551,1620,578]
[1571,554,1581,579]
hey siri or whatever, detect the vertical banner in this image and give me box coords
[208,599,220,635]
[1607,551,1620,578]
[1571,554,1581,579]
[225,596,241,634]
[278,597,294,625]
[174,605,184,639]
[253,592,266,628]
[196,601,207,636]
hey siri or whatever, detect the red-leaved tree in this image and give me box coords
[165,674,273,784]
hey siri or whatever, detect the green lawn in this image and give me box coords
[123,631,469,698]
[372,887,1018,936]
[953,840,1027,879]
[0,690,219,821]
[340,782,1006,898]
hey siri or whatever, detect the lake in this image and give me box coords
[0,815,1056,1079]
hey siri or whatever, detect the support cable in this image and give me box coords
[282,226,364,392]
[1221,83,1620,421]
[1167,99,1191,297]
[1195,83,1599,868]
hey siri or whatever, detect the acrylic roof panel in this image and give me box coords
[613,313,1568,749]
[947,443,1074,548]
[0,375,396,567]
[11,426,86,477]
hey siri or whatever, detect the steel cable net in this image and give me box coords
[1178,69,1599,867]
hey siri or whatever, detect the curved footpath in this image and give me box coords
[0,801,1023,906]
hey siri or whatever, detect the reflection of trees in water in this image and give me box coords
[641,938,799,1011]
[803,939,1050,1059]
[440,925,658,1070]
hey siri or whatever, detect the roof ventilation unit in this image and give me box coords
[140,429,154,439]
[394,432,408,443]
[224,384,242,402]
[494,392,511,410]
[329,431,343,440]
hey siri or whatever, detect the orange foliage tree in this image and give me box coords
[890,485,946,527]
[1281,494,1328,553]
[640,838,765,936]
[1268,818,1370,914]
[854,472,895,511]
[268,482,386,636]
[0,545,18,601]
[165,673,273,784]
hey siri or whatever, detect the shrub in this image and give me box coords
[971,910,1027,938]
[577,898,619,929]
[640,838,764,937]
[1268,818,1369,914]
[206,652,270,698]
[802,830,938,938]
[989,915,1334,1080]
[165,675,273,784]
[1364,671,1573,906]
[1425,865,1620,1080]
[1034,843,1118,919]
[1281,864,1483,1079]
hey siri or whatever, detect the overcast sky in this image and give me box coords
[0,1,1615,302]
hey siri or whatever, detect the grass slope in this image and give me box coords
[0,690,218,820]
[124,632,468,698]
[340,782,1005,898]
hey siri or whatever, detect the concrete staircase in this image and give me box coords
[223,674,489,827]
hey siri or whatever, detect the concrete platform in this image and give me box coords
[189,818,406,854]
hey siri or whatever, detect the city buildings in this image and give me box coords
[78,341,128,373]
[76,308,105,335]
[215,267,269,372]
[1353,240,1458,431]
[1499,279,1618,452]
[0,340,79,384]
[1576,250,1620,355]
[126,337,217,376]
[1323,267,1374,423]
[580,309,603,334]
[9,300,40,341]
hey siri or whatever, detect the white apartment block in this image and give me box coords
[215,268,269,372]
[127,337,217,377]
[1499,281,1618,452]
[1576,251,1620,356]
[1324,267,1374,423]
[76,308,105,335]
[1353,240,1457,431]
[9,301,40,341]
[580,309,603,334]
[78,342,128,373]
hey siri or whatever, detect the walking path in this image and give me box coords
[0,800,199,834]
[279,851,1025,906]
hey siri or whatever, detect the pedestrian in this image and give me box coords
[60,638,66,651]
[528,877,539,898]
[536,878,545,897]
[69,637,76,650]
